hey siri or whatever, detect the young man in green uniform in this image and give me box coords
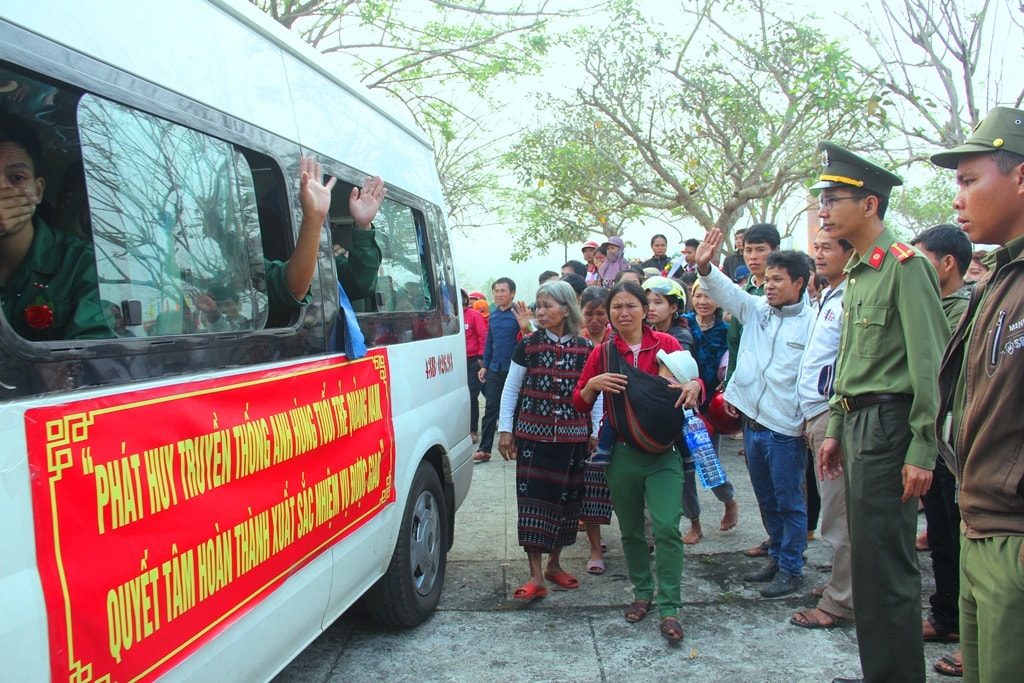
[814,142,948,683]
[931,106,1024,683]
[0,114,109,341]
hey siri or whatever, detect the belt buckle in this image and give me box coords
[841,397,852,412]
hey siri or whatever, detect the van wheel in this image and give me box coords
[363,461,447,627]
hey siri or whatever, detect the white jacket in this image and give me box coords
[698,266,814,437]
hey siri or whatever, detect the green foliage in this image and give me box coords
[886,167,957,237]
[503,0,884,256]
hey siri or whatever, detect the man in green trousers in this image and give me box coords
[815,142,948,683]
[931,107,1024,683]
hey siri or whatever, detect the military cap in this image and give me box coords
[931,107,1024,169]
[810,141,904,198]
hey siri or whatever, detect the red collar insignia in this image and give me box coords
[868,247,885,269]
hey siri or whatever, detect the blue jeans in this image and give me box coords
[744,426,807,576]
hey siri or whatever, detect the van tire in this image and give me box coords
[363,461,448,627]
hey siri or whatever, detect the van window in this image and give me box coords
[78,95,269,335]
[373,201,431,312]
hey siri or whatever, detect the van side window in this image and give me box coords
[373,200,431,312]
[78,94,272,336]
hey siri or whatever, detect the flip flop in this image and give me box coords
[513,582,547,600]
[586,559,605,575]
[789,608,853,629]
[933,652,963,677]
[543,570,580,590]
[660,616,684,641]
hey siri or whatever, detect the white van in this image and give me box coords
[0,1,473,680]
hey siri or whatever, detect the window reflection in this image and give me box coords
[78,95,267,335]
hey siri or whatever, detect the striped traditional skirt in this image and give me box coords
[580,464,613,525]
[515,438,588,552]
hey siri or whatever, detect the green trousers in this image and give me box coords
[606,442,684,618]
[960,535,1024,683]
[843,402,925,683]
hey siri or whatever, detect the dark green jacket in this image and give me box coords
[0,217,111,341]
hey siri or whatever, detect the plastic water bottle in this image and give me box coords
[683,409,726,489]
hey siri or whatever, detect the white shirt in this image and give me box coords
[797,281,846,420]
[698,265,814,437]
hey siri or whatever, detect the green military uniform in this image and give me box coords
[724,278,763,384]
[0,217,110,341]
[816,143,947,683]
[942,285,971,334]
[265,228,382,307]
[931,107,1024,683]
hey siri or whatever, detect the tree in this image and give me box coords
[505,0,883,256]
[848,0,1023,234]
[249,1,602,231]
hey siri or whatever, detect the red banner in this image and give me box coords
[26,350,396,683]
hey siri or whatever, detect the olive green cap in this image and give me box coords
[810,141,903,198]
[931,107,1024,169]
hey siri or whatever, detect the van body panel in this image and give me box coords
[0,0,471,680]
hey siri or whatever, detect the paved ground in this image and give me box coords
[276,436,960,682]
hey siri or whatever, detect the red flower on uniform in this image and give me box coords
[25,284,55,330]
[25,302,54,330]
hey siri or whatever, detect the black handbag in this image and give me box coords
[602,341,685,454]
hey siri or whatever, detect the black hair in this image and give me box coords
[992,150,1024,175]
[580,285,608,310]
[684,238,700,249]
[596,244,609,256]
[814,274,829,291]
[845,190,890,219]
[604,280,647,317]
[743,223,781,249]
[460,288,469,308]
[612,265,645,283]
[0,113,44,171]
[538,270,560,285]
[560,272,586,296]
[650,233,668,246]
[801,253,817,280]
[838,238,853,251]
[492,276,516,294]
[765,250,810,295]
[911,223,973,277]
[562,260,587,278]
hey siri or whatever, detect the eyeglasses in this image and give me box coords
[817,195,863,211]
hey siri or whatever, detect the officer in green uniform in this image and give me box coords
[814,142,948,683]
[0,114,109,341]
[931,107,1024,683]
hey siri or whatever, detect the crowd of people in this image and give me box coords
[463,107,1024,683]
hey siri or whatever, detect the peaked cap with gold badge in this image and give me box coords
[810,141,904,198]
[931,106,1024,169]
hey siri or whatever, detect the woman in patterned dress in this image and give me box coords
[497,281,597,599]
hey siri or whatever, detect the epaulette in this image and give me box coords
[889,243,916,262]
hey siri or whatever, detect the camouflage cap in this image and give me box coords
[810,141,903,198]
[931,107,1024,169]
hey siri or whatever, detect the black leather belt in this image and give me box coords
[839,393,912,413]
[745,416,770,432]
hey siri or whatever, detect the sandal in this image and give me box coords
[924,616,960,643]
[744,540,770,557]
[543,570,579,590]
[513,582,547,600]
[933,652,963,677]
[660,616,684,641]
[586,559,605,575]
[624,599,652,623]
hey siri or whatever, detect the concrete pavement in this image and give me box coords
[276,436,959,682]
